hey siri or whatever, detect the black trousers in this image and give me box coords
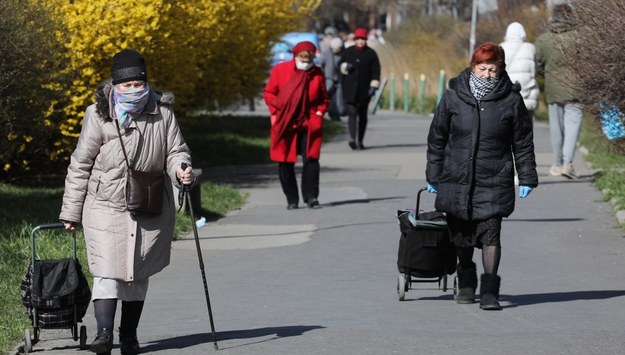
[278,131,319,205]
[346,101,369,144]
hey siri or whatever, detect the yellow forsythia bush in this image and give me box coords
[4,0,319,174]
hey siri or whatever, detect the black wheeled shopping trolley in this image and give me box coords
[20,223,91,353]
[396,187,456,301]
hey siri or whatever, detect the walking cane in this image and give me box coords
[180,163,218,350]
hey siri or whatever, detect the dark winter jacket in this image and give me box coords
[426,68,538,221]
[338,46,381,105]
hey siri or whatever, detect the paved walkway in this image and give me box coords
[23,109,625,355]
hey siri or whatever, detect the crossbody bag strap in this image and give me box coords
[115,120,132,170]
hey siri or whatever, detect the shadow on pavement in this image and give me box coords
[141,325,325,352]
[503,290,625,308]
[351,143,426,150]
[504,218,585,222]
[325,196,405,207]
[393,290,625,306]
[201,164,276,188]
[175,219,396,242]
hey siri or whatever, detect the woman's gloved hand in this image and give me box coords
[368,87,378,97]
[519,185,533,198]
[426,183,438,194]
[340,62,354,75]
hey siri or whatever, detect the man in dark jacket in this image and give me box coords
[338,27,381,150]
[426,43,538,310]
[535,4,581,179]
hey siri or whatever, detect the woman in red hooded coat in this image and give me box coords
[264,41,329,209]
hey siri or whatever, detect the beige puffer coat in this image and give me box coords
[60,81,191,282]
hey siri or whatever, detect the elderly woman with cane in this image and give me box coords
[60,49,194,355]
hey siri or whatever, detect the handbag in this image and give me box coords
[116,121,165,215]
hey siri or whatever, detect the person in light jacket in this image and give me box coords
[319,37,345,121]
[426,43,538,311]
[500,21,540,119]
[264,41,329,210]
[60,49,194,355]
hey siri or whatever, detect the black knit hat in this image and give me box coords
[111,49,147,85]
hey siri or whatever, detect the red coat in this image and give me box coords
[264,60,329,162]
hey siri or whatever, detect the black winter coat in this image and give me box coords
[338,46,381,105]
[426,68,538,221]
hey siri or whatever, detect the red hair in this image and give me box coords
[470,43,506,71]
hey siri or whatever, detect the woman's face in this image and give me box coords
[354,37,366,48]
[472,62,499,78]
[115,80,146,93]
[296,51,313,63]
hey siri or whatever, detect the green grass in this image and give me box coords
[0,114,344,354]
[180,114,345,167]
[180,115,271,167]
[579,115,625,217]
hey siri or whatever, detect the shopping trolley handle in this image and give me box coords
[416,187,429,213]
[32,223,65,232]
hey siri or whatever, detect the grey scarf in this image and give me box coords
[469,72,499,100]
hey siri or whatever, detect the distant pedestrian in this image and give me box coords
[426,43,538,310]
[500,21,540,119]
[338,27,381,150]
[319,37,345,120]
[535,3,582,179]
[264,41,329,210]
[319,26,337,52]
[59,49,194,355]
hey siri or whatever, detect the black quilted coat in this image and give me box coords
[426,68,538,221]
[338,46,381,105]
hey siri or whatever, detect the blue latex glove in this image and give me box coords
[426,183,438,194]
[519,185,533,199]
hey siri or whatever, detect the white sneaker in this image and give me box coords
[561,164,578,179]
[549,165,562,176]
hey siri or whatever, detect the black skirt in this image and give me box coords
[447,215,502,248]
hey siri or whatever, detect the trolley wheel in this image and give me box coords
[397,274,406,301]
[24,329,32,353]
[453,276,459,301]
[442,275,448,292]
[79,325,88,350]
[72,323,78,341]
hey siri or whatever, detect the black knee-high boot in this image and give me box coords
[119,301,144,355]
[91,299,116,355]
[480,274,502,310]
[455,262,477,304]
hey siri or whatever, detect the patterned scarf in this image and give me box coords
[113,84,151,128]
[469,72,499,101]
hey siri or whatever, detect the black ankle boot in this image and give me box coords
[119,328,141,355]
[480,274,502,310]
[90,328,113,354]
[455,263,477,304]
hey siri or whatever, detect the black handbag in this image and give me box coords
[116,122,164,216]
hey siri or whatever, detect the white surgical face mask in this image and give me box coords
[295,58,313,71]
